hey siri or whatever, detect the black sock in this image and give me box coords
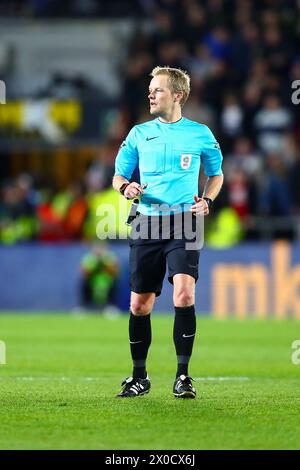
[173,305,196,378]
[129,312,151,379]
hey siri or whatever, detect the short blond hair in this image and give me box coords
[150,66,191,108]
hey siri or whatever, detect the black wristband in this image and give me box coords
[119,183,129,196]
[203,197,213,209]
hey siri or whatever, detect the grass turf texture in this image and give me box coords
[0,313,299,450]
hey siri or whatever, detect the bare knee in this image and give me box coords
[130,294,155,316]
[173,290,194,307]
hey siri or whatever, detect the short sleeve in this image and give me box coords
[114,127,139,180]
[201,126,223,177]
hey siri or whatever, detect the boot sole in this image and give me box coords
[116,389,150,398]
[174,391,196,398]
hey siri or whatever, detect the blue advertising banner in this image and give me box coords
[0,242,299,318]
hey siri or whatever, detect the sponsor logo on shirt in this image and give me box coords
[181,154,192,170]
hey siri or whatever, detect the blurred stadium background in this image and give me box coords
[0,0,299,316]
[0,0,300,452]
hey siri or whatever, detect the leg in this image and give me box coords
[116,291,156,398]
[81,278,92,308]
[129,292,155,379]
[171,274,197,398]
[117,240,165,397]
[107,279,118,305]
[130,291,156,316]
[173,273,195,307]
[128,241,165,378]
[173,273,196,377]
[166,245,199,382]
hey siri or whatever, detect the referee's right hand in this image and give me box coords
[124,182,144,199]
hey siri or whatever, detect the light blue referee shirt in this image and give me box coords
[115,117,223,215]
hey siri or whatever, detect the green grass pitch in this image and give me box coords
[0,313,299,450]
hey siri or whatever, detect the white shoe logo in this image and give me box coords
[130,340,143,344]
[182,333,195,338]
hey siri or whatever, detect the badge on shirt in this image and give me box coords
[181,154,192,170]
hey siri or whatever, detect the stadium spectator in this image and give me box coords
[36,187,66,242]
[37,181,88,241]
[259,152,292,217]
[0,179,36,244]
[63,181,89,240]
[253,95,293,153]
[225,167,256,220]
[220,93,244,145]
[288,150,300,215]
[79,243,119,311]
[223,137,262,182]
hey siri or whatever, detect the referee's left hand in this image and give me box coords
[190,195,210,216]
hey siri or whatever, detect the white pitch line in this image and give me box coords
[194,377,250,381]
[0,376,250,382]
[0,377,101,381]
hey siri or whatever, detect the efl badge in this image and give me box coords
[181,154,192,170]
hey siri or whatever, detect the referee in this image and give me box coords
[113,66,223,398]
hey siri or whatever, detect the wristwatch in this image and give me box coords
[203,197,213,209]
[119,183,129,196]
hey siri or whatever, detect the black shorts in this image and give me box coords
[129,213,200,296]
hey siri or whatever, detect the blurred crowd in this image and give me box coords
[0,0,145,18]
[1,0,300,243]
[0,165,116,244]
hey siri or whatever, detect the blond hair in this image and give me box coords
[150,66,191,107]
